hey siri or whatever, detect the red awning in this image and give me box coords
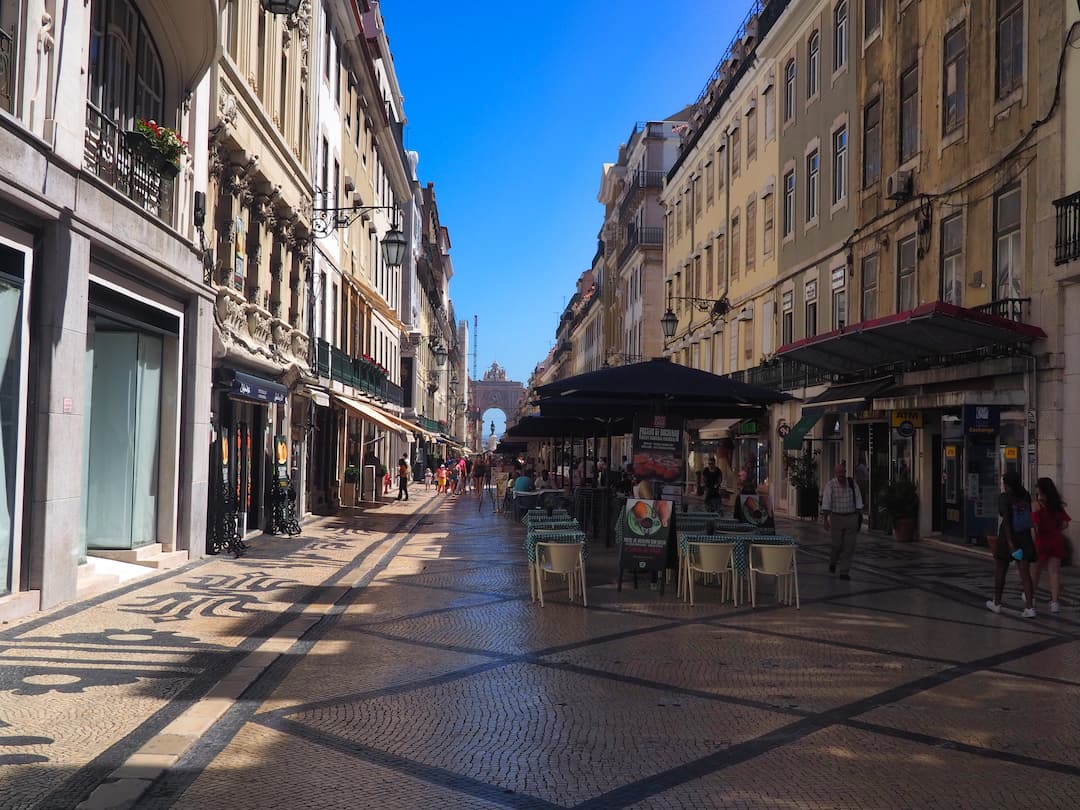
[776,302,1045,374]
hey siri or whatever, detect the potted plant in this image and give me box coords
[341,464,360,507]
[784,450,820,520]
[878,478,919,542]
[125,118,188,176]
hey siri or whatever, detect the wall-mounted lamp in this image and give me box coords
[310,187,407,269]
[660,295,731,339]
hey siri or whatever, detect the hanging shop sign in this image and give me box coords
[962,404,1000,436]
[275,435,290,485]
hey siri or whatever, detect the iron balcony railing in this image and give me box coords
[0,27,14,114]
[416,415,448,434]
[619,170,665,219]
[1054,191,1080,265]
[727,358,833,391]
[315,339,403,406]
[970,297,1030,322]
[83,104,176,224]
[617,225,663,267]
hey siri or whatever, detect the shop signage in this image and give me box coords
[229,370,287,405]
[275,435,290,485]
[945,445,957,458]
[777,421,791,438]
[631,414,685,487]
[618,498,671,574]
[737,418,764,436]
[1004,446,1019,461]
[962,404,1000,436]
[890,410,923,429]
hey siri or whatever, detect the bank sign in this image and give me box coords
[891,410,922,438]
[963,405,1000,436]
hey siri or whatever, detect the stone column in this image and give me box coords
[27,217,90,607]
[176,294,214,557]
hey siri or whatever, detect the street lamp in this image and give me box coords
[310,187,406,270]
[260,0,301,14]
[425,337,448,367]
[661,295,731,340]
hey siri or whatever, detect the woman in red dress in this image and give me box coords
[1032,477,1070,614]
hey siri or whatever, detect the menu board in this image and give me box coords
[738,493,774,529]
[631,414,685,487]
[618,498,672,573]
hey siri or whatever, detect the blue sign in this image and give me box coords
[963,405,1000,436]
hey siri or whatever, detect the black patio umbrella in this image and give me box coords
[535,357,790,406]
[535,395,768,422]
[506,413,632,438]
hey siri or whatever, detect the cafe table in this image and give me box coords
[522,510,572,530]
[677,532,797,601]
[524,527,588,601]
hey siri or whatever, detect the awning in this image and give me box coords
[334,394,408,439]
[802,377,896,417]
[378,408,431,440]
[782,413,822,451]
[222,369,287,405]
[695,418,741,440]
[777,302,1046,374]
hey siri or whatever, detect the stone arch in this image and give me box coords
[469,363,525,451]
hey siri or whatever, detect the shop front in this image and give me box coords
[733,417,770,492]
[80,280,183,556]
[212,369,287,537]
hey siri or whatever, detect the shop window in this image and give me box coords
[0,242,25,595]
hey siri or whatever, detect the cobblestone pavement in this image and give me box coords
[2,488,1079,809]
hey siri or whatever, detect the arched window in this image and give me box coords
[807,31,820,98]
[783,59,796,122]
[88,0,164,126]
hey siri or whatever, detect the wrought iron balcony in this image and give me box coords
[0,27,14,114]
[1054,191,1080,265]
[617,225,664,267]
[315,339,402,406]
[726,357,833,391]
[619,170,665,219]
[83,104,176,224]
[970,297,1030,322]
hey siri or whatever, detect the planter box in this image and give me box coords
[124,130,181,178]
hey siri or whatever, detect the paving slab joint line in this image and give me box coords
[74,498,439,810]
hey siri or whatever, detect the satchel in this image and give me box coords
[1011,501,1034,532]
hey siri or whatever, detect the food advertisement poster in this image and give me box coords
[620,498,672,572]
[738,493,774,528]
[631,414,685,485]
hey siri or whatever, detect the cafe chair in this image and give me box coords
[495,478,509,513]
[534,542,587,607]
[748,545,799,609]
[686,542,736,607]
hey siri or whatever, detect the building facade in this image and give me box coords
[0,0,219,618]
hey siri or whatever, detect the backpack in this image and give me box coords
[1011,499,1034,532]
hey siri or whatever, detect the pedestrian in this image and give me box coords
[1032,477,1070,614]
[458,456,468,493]
[424,468,433,490]
[448,461,460,495]
[821,460,863,580]
[436,464,447,494]
[987,471,1037,617]
[700,457,723,513]
[383,469,392,495]
[472,455,487,498]
[396,456,410,501]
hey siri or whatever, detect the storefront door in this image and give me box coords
[0,249,26,595]
[941,439,964,537]
[852,422,890,531]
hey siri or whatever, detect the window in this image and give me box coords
[897,235,917,311]
[763,86,776,141]
[223,0,239,59]
[731,214,741,281]
[995,185,1023,298]
[279,51,288,133]
[715,233,726,287]
[997,0,1023,98]
[863,97,881,186]
[717,145,726,192]
[834,1,848,71]
[783,171,795,238]
[805,280,818,337]
[807,32,820,98]
[831,267,847,329]
[333,34,342,106]
[900,64,919,162]
[323,7,332,80]
[941,213,964,304]
[864,0,881,39]
[730,128,741,177]
[743,318,754,359]
[257,9,268,99]
[861,254,878,319]
[705,244,714,295]
[763,193,775,256]
[746,199,756,272]
[746,107,758,162]
[943,24,967,134]
[784,59,796,122]
[676,200,683,239]
[832,127,847,204]
[320,136,329,196]
[706,161,715,204]
[88,0,165,128]
[693,176,702,220]
[806,150,819,222]
[782,291,794,345]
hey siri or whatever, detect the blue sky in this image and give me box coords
[385,1,743,422]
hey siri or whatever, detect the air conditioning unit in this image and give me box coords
[885,170,913,200]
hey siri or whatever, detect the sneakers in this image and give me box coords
[1050,601,1061,614]
[986,600,1002,614]
[1021,607,1036,619]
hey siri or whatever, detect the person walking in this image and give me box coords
[1032,477,1070,614]
[436,464,447,494]
[700,457,723,513]
[821,460,863,580]
[987,471,1037,617]
[396,456,410,501]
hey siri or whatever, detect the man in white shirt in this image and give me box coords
[821,460,863,580]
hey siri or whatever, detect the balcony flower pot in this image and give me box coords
[125,119,186,178]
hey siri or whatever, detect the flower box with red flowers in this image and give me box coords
[125,119,188,177]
